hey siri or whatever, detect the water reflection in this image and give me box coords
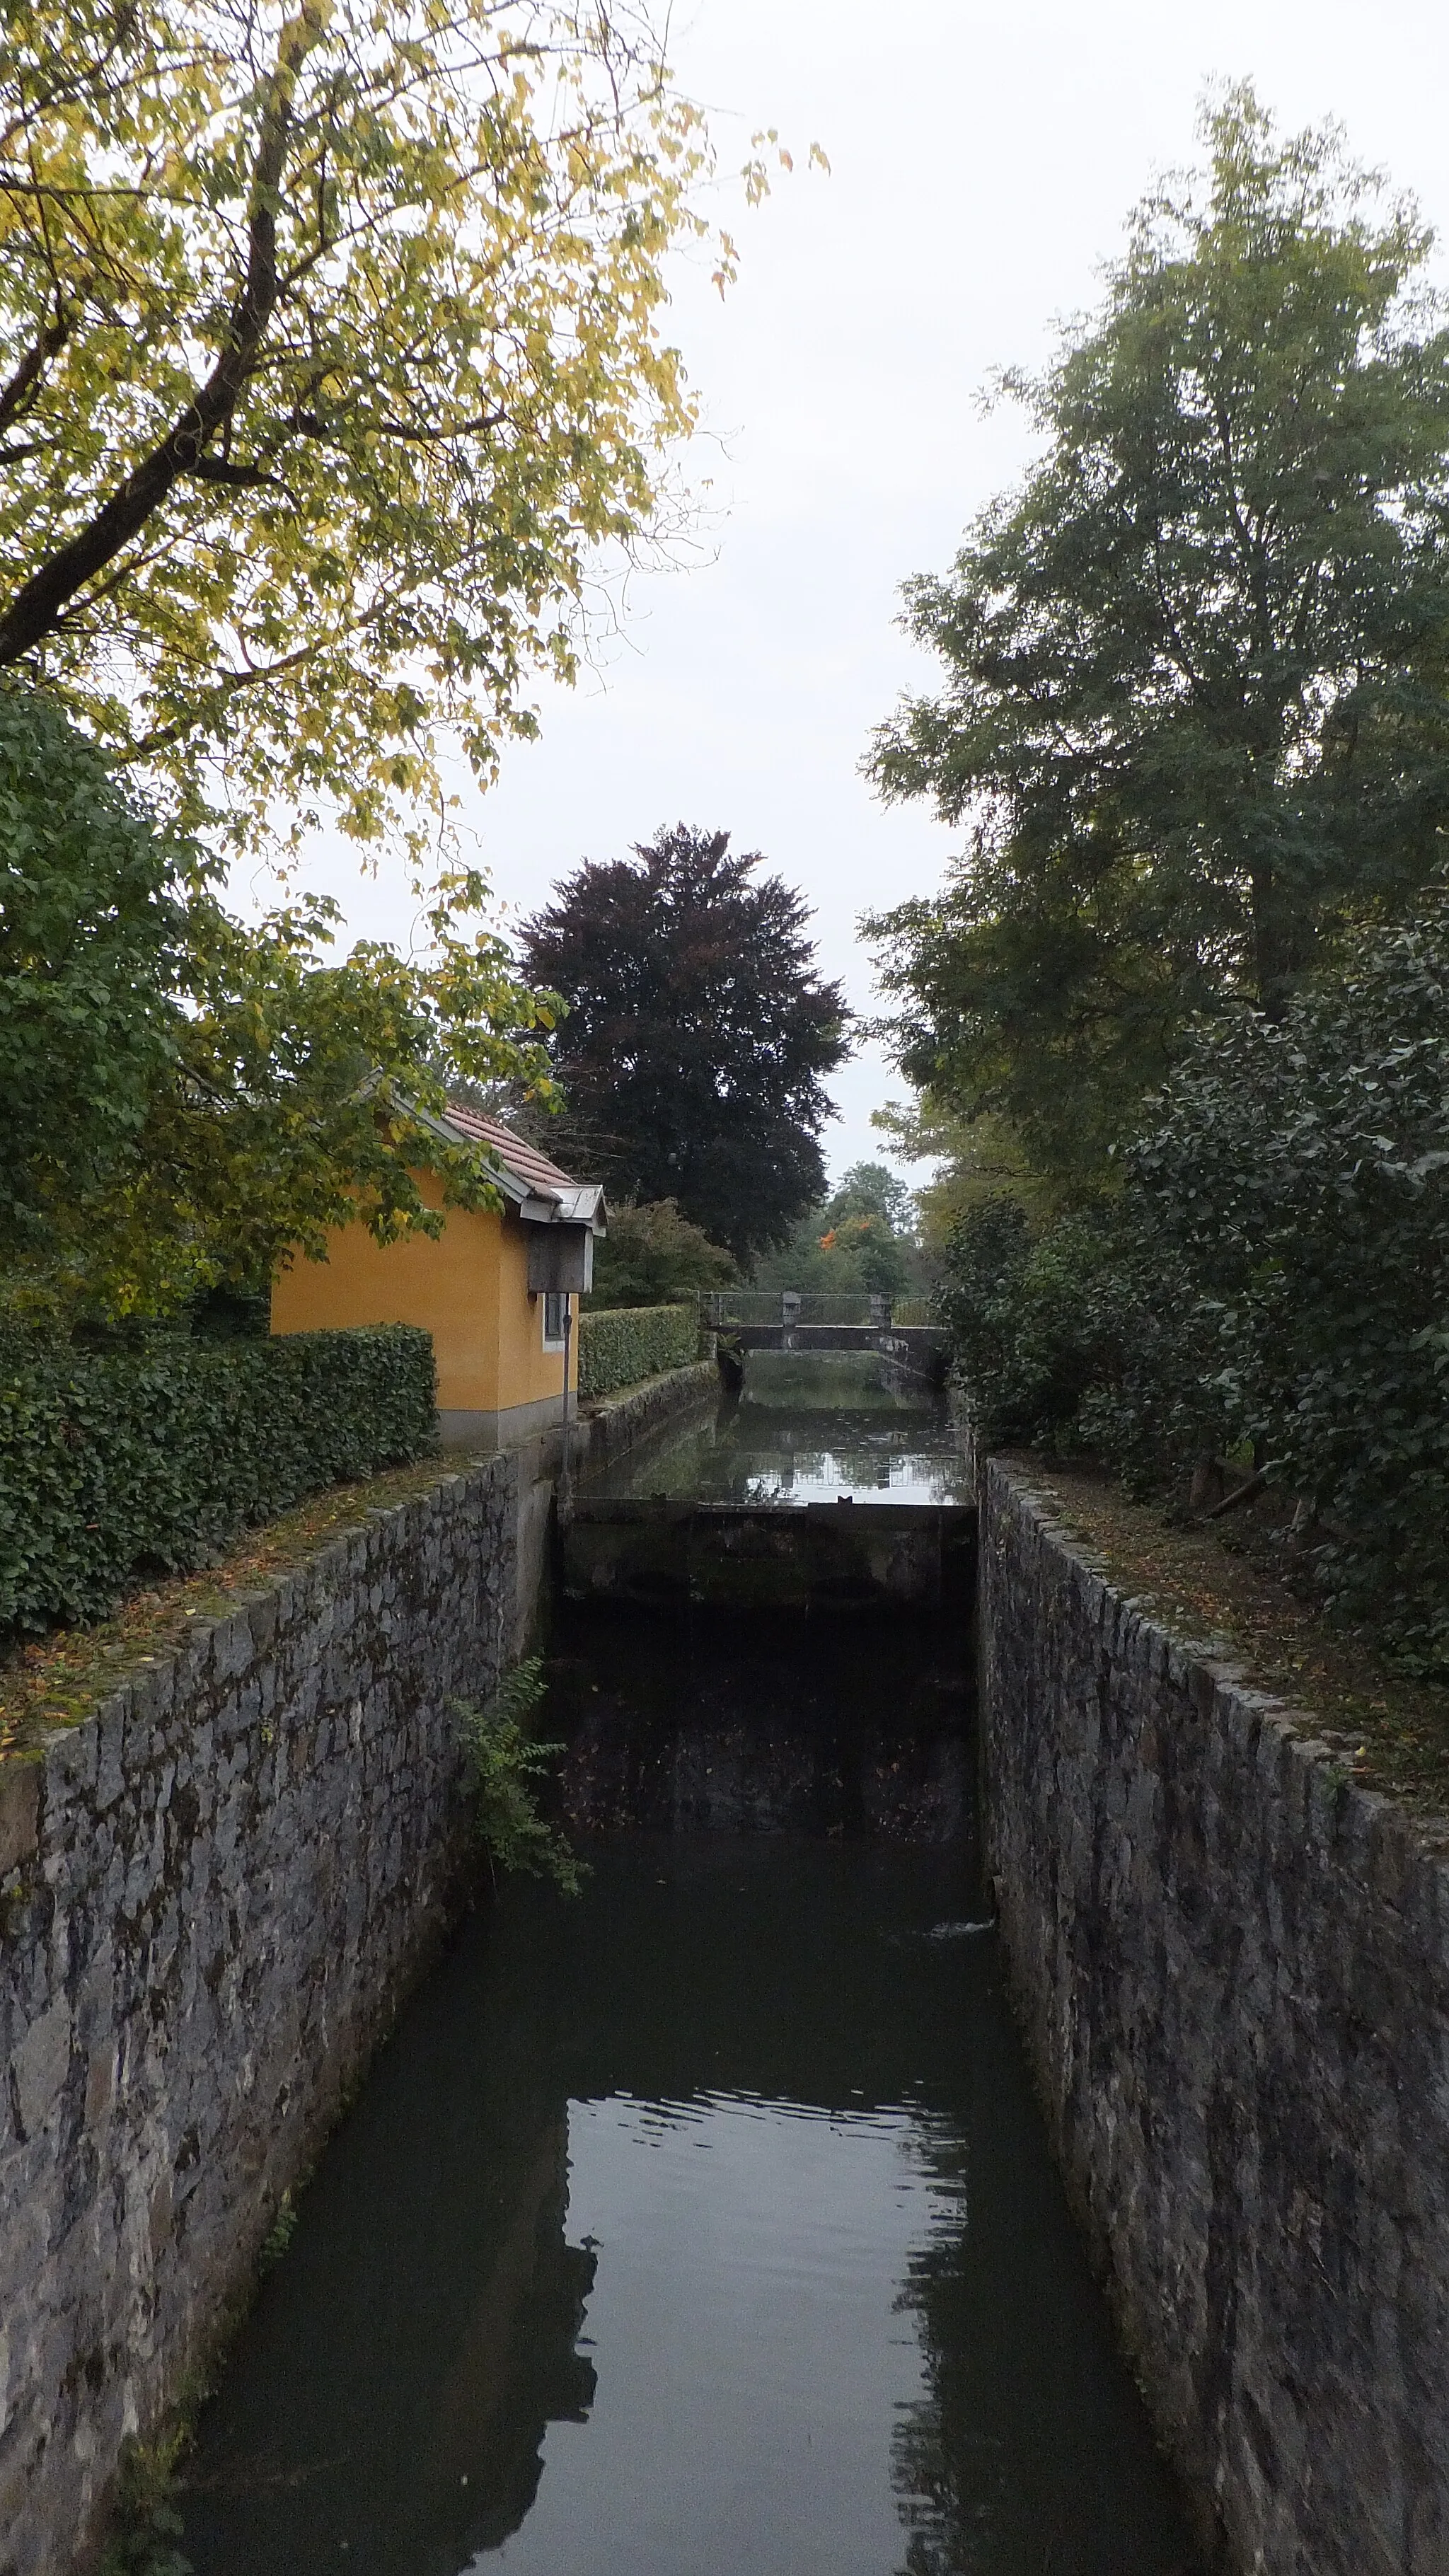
[734,1442,964,1504]
[180,2090,596,2570]
[183,1842,1197,2576]
[593,1399,971,1508]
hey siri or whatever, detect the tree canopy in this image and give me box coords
[1,686,558,1320]
[812,1163,916,1295]
[585,1198,736,1309]
[821,1161,914,1237]
[0,0,739,863]
[866,88,1449,1180]
[521,824,850,1261]
[751,1162,918,1295]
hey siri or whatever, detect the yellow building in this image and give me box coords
[270,1106,607,1450]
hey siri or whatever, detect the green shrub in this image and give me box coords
[586,1199,736,1308]
[577,1303,698,1399]
[1107,904,1449,1664]
[0,1323,435,1637]
[934,1200,1091,1445]
[937,898,1449,1667]
[455,1657,584,1895]
[937,1198,1230,1475]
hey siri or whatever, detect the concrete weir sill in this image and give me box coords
[0,1360,717,2576]
[975,1454,1449,2576]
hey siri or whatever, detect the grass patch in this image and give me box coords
[1009,1454,1449,1825]
[0,1446,495,1761]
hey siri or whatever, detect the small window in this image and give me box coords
[542,1290,569,1350]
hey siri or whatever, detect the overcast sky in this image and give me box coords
[281,0,1449,1187]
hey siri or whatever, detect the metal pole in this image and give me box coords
[560,1298,573,1513]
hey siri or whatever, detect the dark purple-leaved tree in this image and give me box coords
[521,826,850,1261]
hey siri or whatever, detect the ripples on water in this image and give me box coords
[181,1839,1199,2576]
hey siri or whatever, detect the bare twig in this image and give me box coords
[1206,1467,1269,1520]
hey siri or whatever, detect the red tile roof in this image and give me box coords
[443,1103,578,1197]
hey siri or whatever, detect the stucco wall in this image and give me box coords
[270,1184,570,1421]
[976,1457,1449,2576]
[0,1455,519,2576]
[494,1206,574,1417]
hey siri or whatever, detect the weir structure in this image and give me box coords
[562,1336,969,1614]
[562,1494,971,1613]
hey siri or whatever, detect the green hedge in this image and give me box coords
[577,1303,698,1401]
[0,1324,436,1637]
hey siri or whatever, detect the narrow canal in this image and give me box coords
[587,1348,974,1506]
[178,1365,1199,2576]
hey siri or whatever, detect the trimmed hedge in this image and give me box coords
[577,1303,698,1401]
[0,1324,436,1636]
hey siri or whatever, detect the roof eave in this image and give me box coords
[519,1184,607,1232]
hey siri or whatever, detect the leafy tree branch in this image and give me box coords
[0,0,767,865]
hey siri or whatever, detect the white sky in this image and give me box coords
[279,0,1449,1186]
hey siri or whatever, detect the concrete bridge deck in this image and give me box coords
[715,1322,947,1372]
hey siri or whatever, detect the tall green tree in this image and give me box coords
[0,0,754,865]
[870,1094,1058,1245]
[0,686,185,1266]
[751,1161,917,1295]
[866,88,1449,1179]
[821,1160,915,1237]
[521,825,850,1261]
[1,688,558,1319]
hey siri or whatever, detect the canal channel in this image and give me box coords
[176,1357,1200,2575]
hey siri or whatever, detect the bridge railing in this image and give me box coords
[700,1291,935,1329]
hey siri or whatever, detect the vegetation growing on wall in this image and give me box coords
[98,2431,192,2576]
[456,1658,583,1895]
[0,1323,435,1639]
[577,1303,698,1400]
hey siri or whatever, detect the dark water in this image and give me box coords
[589,1356,970,1508]
[548,1605,974,1841]
[182,1834,1198,2575]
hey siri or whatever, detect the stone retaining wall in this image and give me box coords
[977,1457,1449,2576]
[575,1357,719,1478]
[0,1452,523,2576]
[0,1358,712,2575]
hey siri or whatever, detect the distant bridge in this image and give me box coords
[699,1292,947,1389]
